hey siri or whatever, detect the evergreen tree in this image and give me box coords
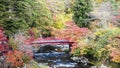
[0,0,53,36]
[72,0,92,27]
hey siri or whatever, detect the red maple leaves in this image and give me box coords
[51,21,90,53]
[0,27,9,52]
[5,50,24,67]
[51,21,89,43]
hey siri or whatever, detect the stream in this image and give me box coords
[32,45,120,68]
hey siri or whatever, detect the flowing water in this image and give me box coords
[33,45,92,68]
[33,45,120,68]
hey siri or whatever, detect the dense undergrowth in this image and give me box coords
[0,0,120,68]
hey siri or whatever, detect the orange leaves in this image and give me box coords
[106,45,120,63]
[5,50,32,67]
[51,21,90,55]
[5,50,24,67]
[51,21,89,43]
[109,48,120,63]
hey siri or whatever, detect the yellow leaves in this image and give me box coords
[9,37,19,50]
[93,0,105,4]
[94,29,107,37]
[111,55,120,63]
[94,28,120,39]
[52,13,72,29]
[96,0,103,3]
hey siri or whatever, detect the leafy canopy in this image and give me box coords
[72,0,92,27]
[0,0,53,36]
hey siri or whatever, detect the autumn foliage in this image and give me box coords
[3,28,34,67]
[51,21,90,54]
[51,21,89,43]
[0,27,9,52]
[110,48,120,63]
[5,50,32,67]
[5,50,24,67]
[106,45,120,63]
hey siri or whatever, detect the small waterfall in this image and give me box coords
[33,45,80,68]
[71,56,89,65]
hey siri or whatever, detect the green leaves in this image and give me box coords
[0,0,53,36]
[72,0,92,27]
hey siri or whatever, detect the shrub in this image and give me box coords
[72,0,92,27]
[0,27,10,52]
[8,37,19,50]
[51,21,89,43]
[71,27,120,64]
[72,42,110,62]
[94,28,120,47]
[52,13,72,29]
[0,0,53,36]
[106,46,120,63]
[34,0,53,30]
[5,50,32,67]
